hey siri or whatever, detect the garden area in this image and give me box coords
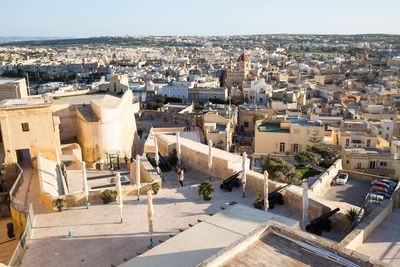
[294,165,321,179]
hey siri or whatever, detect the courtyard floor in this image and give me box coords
[21,168,300,267]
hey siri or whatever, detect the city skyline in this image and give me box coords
[1,0,400,37]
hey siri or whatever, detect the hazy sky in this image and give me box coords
[2,0,399,37]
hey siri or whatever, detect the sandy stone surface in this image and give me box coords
[21,169,300,267]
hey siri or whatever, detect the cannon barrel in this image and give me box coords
[310,208,340,225]
[223,171,242,184]
[268,184,291,199]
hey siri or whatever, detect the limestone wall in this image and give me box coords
[10,205,28,239]
[37,156,63,197]
[130,156,161,185]
[140,110,202,127]
[75,93,138,166]
[52,103,78,143]
[311,159,342,197]
[340,199,393,251]
[340,169,387,182]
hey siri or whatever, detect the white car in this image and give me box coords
[336,173,349,185]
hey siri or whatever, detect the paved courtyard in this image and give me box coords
[356,208,400,266]
[21,169,300,267]
[321,177,371,207]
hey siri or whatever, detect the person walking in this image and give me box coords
[178,168,184,187]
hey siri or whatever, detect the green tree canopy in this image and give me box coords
[294,151,319,166]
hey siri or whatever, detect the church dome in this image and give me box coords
[237,53,250,62]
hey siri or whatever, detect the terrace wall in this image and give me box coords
[310,159,342,197]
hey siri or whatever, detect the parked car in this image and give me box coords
[371,182,394,191]
[369,191,392,200]
[336,173,348,185]
[371,179,398,188]
[371,186,393,195]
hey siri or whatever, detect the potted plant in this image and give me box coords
[345,208,358,223]
[101,189,117,204]
[198,181,214,201]
[253,194,263,210]
[56,198,65,212]
[152,182,160,194]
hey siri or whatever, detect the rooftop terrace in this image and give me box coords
[257,122,290,133]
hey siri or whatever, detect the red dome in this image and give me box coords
[237,53,250,62]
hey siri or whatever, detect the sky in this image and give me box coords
[1,0,400,37]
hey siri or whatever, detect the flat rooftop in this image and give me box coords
[257,122,290,133]
[0,78,23,84]
[221,232,344,267]
[120,205,298,267]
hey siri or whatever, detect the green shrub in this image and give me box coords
[345,208,358,222]
[152,182,160,192]
[253,194,263,209]
[101,189,117,200]
[198,181,214,198]
[55,198,64,208]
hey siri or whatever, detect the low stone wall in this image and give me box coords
[311,159,342,197]
[340,169,387,182]
[37,156,63,197]
[157,134,243,180]
[130,156,161,185]
[51,89,90,98]
[39,155,162,211]
[10,205,28,239]
[339,199,393,251]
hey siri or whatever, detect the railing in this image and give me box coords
[8,203,35,267]
[9,163,29,214]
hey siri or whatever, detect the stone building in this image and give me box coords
[253,120,324,156]
[0,97,62,179]
[53,91,139,167]
[224,53,251,91]
[98,73,129,93]
[0,78,28,100]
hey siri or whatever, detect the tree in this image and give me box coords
[294,151,319,166]
[157,96,165,104]
[253,114,265,124]
[308,145,344,168]
[262,156,294,180]
[308,131,322,146]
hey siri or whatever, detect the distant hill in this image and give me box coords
[0,36,200,47]
[0,37,70,44]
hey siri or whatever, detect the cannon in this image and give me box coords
[158,152,171,172]
[306,208,340,236]
[268,184,291,209]
[220,171,242,192]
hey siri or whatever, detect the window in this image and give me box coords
[279,142,285,152]
[21,123,29,132]
[387,127,390,130]
[369,161,376,169]
[346,160,350,164]
[345,139,350,146]
[293,144,299,153]
[380,161,387,167]
[379,131,382,135]
[366,139,371,147]
[356,162,361,169]
[244,122,249,128]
